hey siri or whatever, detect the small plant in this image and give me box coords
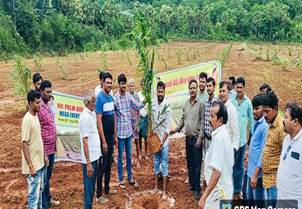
[266,46,270,61]
[192,49,197,59]
[161,55,168,71]
[218,43,233,67]
[99,52,108,70]
[11,56,32,99]
[185,49,190,61]
[125,51,132,65]
[56,57,68,80]
[176,49,182,65]
[33,55,42,72]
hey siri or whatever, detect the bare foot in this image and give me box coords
[162,192,168,200]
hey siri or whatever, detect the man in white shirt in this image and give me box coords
[198,101,234,209]
[218,81,240,151]
[79,91,103,208]
[95,71,105,97]
[277,102,302,209]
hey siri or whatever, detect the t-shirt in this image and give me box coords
[95,91,115,136]
[205,125,234,201]
[277,129,302,209]
[79,107,102,164]
[21,112,45,175]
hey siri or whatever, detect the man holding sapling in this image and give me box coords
[152,81,172,199]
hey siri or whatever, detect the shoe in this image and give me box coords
[189,185,194,191]
[119,180,126,189]
[233,192,243,200]
[96,196,109,204]
[108,189,117,195]
[129,178,139,188]
[194,191,201,200]
[50,198,60,206]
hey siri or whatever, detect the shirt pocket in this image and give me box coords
[287,151,302,177]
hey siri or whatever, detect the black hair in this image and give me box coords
[32,72,42,83]
[27,89,41,104]
[118,73,127,84]
[235,76,246,87]
[199,72,208,80]
[286,102,302,125]
[188,79,198,88]
[262,91,278,109]
[252,93,265,107]
[157,81,166,90]
[219,80,231,90]
[99,71,106,81]
[103,72,113,82]
[207,77,216,86]
[212,101,228,124]
[259,83,272,92]
[40,80,52,91]
[229,76,236,85]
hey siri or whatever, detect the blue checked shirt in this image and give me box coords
[114,92,144,139]
[204,95,219,137]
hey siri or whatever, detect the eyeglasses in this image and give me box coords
[283,145,292,161]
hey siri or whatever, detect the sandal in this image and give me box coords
[129,178,139,188]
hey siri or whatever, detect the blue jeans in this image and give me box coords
[27,167,45,209]
[42,154,55,209]
[246,177,265,201]
[153,144,169,177]
[233,145,246,193]
[82,160,98,209]
[266,186,277,207]
[118,136,133,182]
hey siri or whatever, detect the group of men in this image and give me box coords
[21,70,302,209]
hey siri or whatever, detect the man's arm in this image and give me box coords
[22,142,36,176]
[230,106,240,151]
[248,101,254,134]
[198,169,221,209]
[171,108,185,134]
[96,114,107,154]
[130,94,144,110]
[161,107,172,146]
[196,103,205,148]
[83,136,93,177]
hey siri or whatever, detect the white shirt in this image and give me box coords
[205,125,234,203]
[152,98,172,147]
[138,91,147,117]
[225,99,240,150]
[277,129,302,209]
[79,107,102,164]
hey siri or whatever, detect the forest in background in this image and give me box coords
[1,0,302,59]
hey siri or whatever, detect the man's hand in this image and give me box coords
[29,165,36,177]
[198,196,206,209]
[195,137,203,148]
[44,157,49,167]
[170,129,177,135]
[102,141,108,154]
[159,141,164,151]
[87,162,93,177]
[114,136,118,146]
[250,175,257,188]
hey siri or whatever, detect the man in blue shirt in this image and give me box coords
[95,72,117,204]
[247,93,268,202]
[231,76,254,200]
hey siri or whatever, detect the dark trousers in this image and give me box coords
[233,145,246,193]
[96,134,114,197]
[83,160,98,209]
[42,154,55,209]
[186,136,202,192]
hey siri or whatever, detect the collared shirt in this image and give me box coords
[21,112,45,175]
[277,129,302,209]
[204,95,219,137]
[247,116,268,178]
[79,107,102,164]
[205,124,234,201]
[229,89,236,99]
[197,90,209,104]
[176,97,205,139]
[38,99,57,155]
[152,98,172,147]
[231,95,254,147]
[262,114,286,188]
[114,92,144,139]
[225,99,240,150]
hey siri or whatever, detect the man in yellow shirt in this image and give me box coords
[261,92,286,207]
[22,90,48,209]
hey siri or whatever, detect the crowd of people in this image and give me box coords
[21,71,302,209]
